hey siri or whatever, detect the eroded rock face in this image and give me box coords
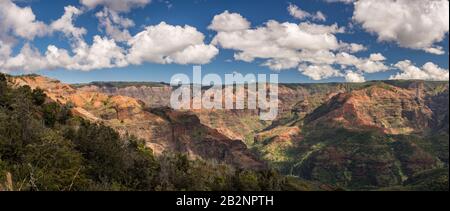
[150,107,265,170]
[305,84,435,135]
[289,82,449,188]
[10,75,265,170]
[426,86,449,132]
[75,83,344,142]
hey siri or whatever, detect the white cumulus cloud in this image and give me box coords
[0,41,12,59]
[300,64,342,80]
[127,22,218,65]
[81,0,150,42]
[390,60,449,81]
[335,52,388,73]
[95,8,134,42]
[0,0,49,40]
[0,0,219,72]
[353,0,449,54]
[339,43,367,53]
[210,11,388,80]
[1,36,128,72]
[345,71,366,83]
[208,10,251,32]
[288,3,327,22]
[1,43,48,72]
[50,6,87,40]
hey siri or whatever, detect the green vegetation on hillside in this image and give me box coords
[283,128,449,190]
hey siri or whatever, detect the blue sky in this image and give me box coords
[1,0,449,84]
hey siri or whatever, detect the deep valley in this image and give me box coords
[1,73,448,191]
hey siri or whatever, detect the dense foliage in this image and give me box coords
[0,74,304,191]
[287,128,449,190]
